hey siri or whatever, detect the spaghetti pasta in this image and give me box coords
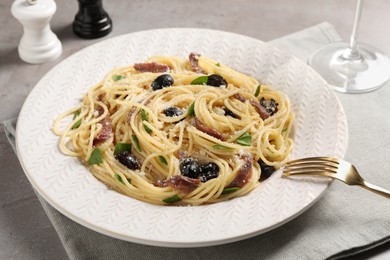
[52,53,294,206]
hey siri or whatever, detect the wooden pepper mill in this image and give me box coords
[73,0,112,39]
[11,0,62,64]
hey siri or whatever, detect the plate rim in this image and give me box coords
[15,27,348,247]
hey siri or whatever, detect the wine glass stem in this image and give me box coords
[343,0,363,60]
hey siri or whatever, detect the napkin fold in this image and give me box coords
[4,22,390,260]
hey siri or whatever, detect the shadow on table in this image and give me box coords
[0,48,21,68]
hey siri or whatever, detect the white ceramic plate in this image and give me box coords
[16,28,348,247]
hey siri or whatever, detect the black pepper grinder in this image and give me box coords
[73,0,112,39]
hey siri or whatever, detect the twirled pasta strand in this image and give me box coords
[52,55,294,206]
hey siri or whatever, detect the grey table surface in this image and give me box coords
[1,0,390,259]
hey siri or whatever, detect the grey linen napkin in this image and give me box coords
[4,22,390,259]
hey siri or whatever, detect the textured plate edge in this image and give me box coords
[15,28,349,247]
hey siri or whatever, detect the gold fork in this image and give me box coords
[282,157,390,199]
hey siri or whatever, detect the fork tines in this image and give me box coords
[283,157,340,176]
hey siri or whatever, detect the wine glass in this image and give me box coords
[308,0,390,93]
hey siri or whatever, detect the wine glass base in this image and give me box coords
[308,42,390,93]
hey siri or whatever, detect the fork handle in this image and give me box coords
[360,181,390,199]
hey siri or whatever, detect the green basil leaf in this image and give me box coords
[132,135,141,152]
[72,119,82,129]
[236,132,252,146]
[163,194,181,203]
[140,109,152,133]
[255,85,261,97]
[71,110,82,129]
[114,143,132,156]
[112,75,126,81]
[73,110,80,119]
[140,109,149,121]
[221,187,240,194]
[191,76,208,85]
[159,155,168,166]
[143,124,152,133]
[114,173,124,184]
[215,63,221,67]
[187,101,195,116]
[212,144,234,150]
[88,148,103,165]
